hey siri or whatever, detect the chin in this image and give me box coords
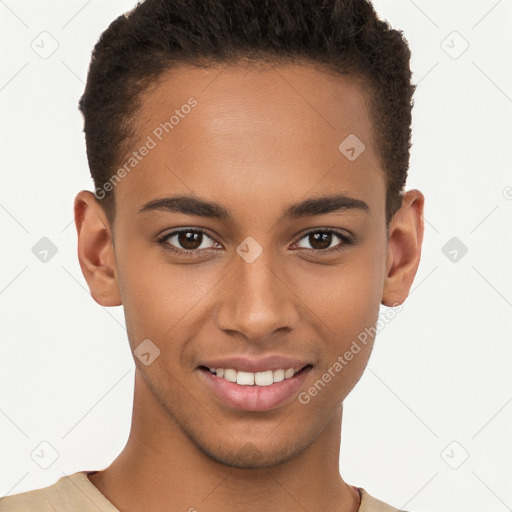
[191,432,314,469]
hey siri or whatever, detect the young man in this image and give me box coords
[1,0,424,510]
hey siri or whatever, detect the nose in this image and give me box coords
[215,249,300,342]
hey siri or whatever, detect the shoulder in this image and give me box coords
[0,478,61,512]
[357,487,410,512]
[0,472,118,512]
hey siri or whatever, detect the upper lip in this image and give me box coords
[197,355,311,373]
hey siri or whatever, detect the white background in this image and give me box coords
[0,1,511,511]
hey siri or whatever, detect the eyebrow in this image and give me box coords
[138,193,369,220]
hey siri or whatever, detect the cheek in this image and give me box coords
[296,275,380,409]
[115,243,218,349]
[302,251,384,335]
[114,240,169,346]
[340,232,387,327]
[297,244,385,382]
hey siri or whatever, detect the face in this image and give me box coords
[81,62,402,468]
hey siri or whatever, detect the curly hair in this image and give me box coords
[78,0,416,226]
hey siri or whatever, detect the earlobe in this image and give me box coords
[381,189,425,307]
[74,190,122,307]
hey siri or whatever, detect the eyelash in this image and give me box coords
[156,228,353,258]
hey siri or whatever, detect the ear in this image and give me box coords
[382,189,425,307]
[74,190,122,307]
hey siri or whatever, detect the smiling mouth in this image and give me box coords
[199,365,312,386]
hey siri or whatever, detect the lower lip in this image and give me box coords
[198,367,312,412]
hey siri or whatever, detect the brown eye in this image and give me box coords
[308,232,333,250]
[294,229,352,253]
[159,229,218,253]
[177,231,202,250]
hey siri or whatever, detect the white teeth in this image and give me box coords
[273,369,285,383]
[255,370,273,386]
[237,371,254,386]
[223,368,237,382]
[284,368,295,379]
[209,367,302,386]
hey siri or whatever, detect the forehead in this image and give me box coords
[115,62,385,224]
[138,61,376,143]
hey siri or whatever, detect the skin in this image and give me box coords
[74,62,424,512]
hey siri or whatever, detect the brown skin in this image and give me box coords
[74,63,424,512]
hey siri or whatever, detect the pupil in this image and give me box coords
[311,232,331,250]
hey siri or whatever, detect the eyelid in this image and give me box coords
[295,227,351,240]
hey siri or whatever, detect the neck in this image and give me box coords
[88,370,360,512]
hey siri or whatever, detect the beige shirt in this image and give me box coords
[0,471,406,511]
